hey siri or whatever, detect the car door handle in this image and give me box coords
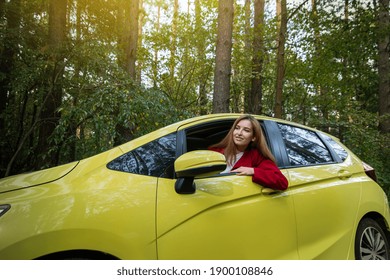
[338,169,352,179]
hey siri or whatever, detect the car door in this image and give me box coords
[155,122,298,260]
[276,123,361,259]
[156,174,297,259]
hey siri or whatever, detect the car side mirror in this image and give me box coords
[174,150,226,194]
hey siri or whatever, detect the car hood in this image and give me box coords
[0,161,79,193]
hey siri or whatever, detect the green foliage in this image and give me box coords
[340,112,390,195]
[280,1,389,195]
[52,82,186,165]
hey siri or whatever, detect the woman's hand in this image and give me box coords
[231,166,254,176]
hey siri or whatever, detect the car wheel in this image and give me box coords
[355,218,390,260]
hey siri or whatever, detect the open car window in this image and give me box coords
[184,120,235,152]
[183,119,273,157]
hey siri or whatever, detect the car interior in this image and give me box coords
[185,120,234,152]
[184,119,269,152]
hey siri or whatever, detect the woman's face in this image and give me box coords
[233,119,255,152]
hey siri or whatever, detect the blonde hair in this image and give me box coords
[211,115,276,165]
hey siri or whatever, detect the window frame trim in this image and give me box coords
[316,132,344,164]
[263,120,290,169]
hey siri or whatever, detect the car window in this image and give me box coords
[107,133,176,178]
[320,133,348,161]
[184,119,269,152]
[185,120,234,152]
[277,123,333,166]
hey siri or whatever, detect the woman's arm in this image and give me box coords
[251,160,288,190]
[233,149,288,190]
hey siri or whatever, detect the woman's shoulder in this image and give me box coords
[246,147,262,156]
[246,148,267,161]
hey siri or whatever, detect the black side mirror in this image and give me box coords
[174,151,226,194]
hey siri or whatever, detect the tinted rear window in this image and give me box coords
[278,123,333,166]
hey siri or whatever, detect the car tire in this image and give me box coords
[355,218,390,260]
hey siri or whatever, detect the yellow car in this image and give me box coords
[0,114,389,260]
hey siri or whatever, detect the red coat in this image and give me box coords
[210,147,288,191]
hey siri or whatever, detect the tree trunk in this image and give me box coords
[274,0,287,118]
[0,0,20,124]
[118,0,139,80]
[137,0,144,84]
[213,0,234,113]
[378,0,390,133]
[127,0,139,80]
[114,0,139,146]
[0,0,21,175]
[195,0,208,115]
[243,0,251,113]
[36,0,67,169]
[170,0,179,77]
[311,0,329,131]
[248,0,265,115]
[152,2,162,87]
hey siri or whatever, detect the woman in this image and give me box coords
[209,115,288,190]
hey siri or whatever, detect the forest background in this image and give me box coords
[0,0,389,196]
